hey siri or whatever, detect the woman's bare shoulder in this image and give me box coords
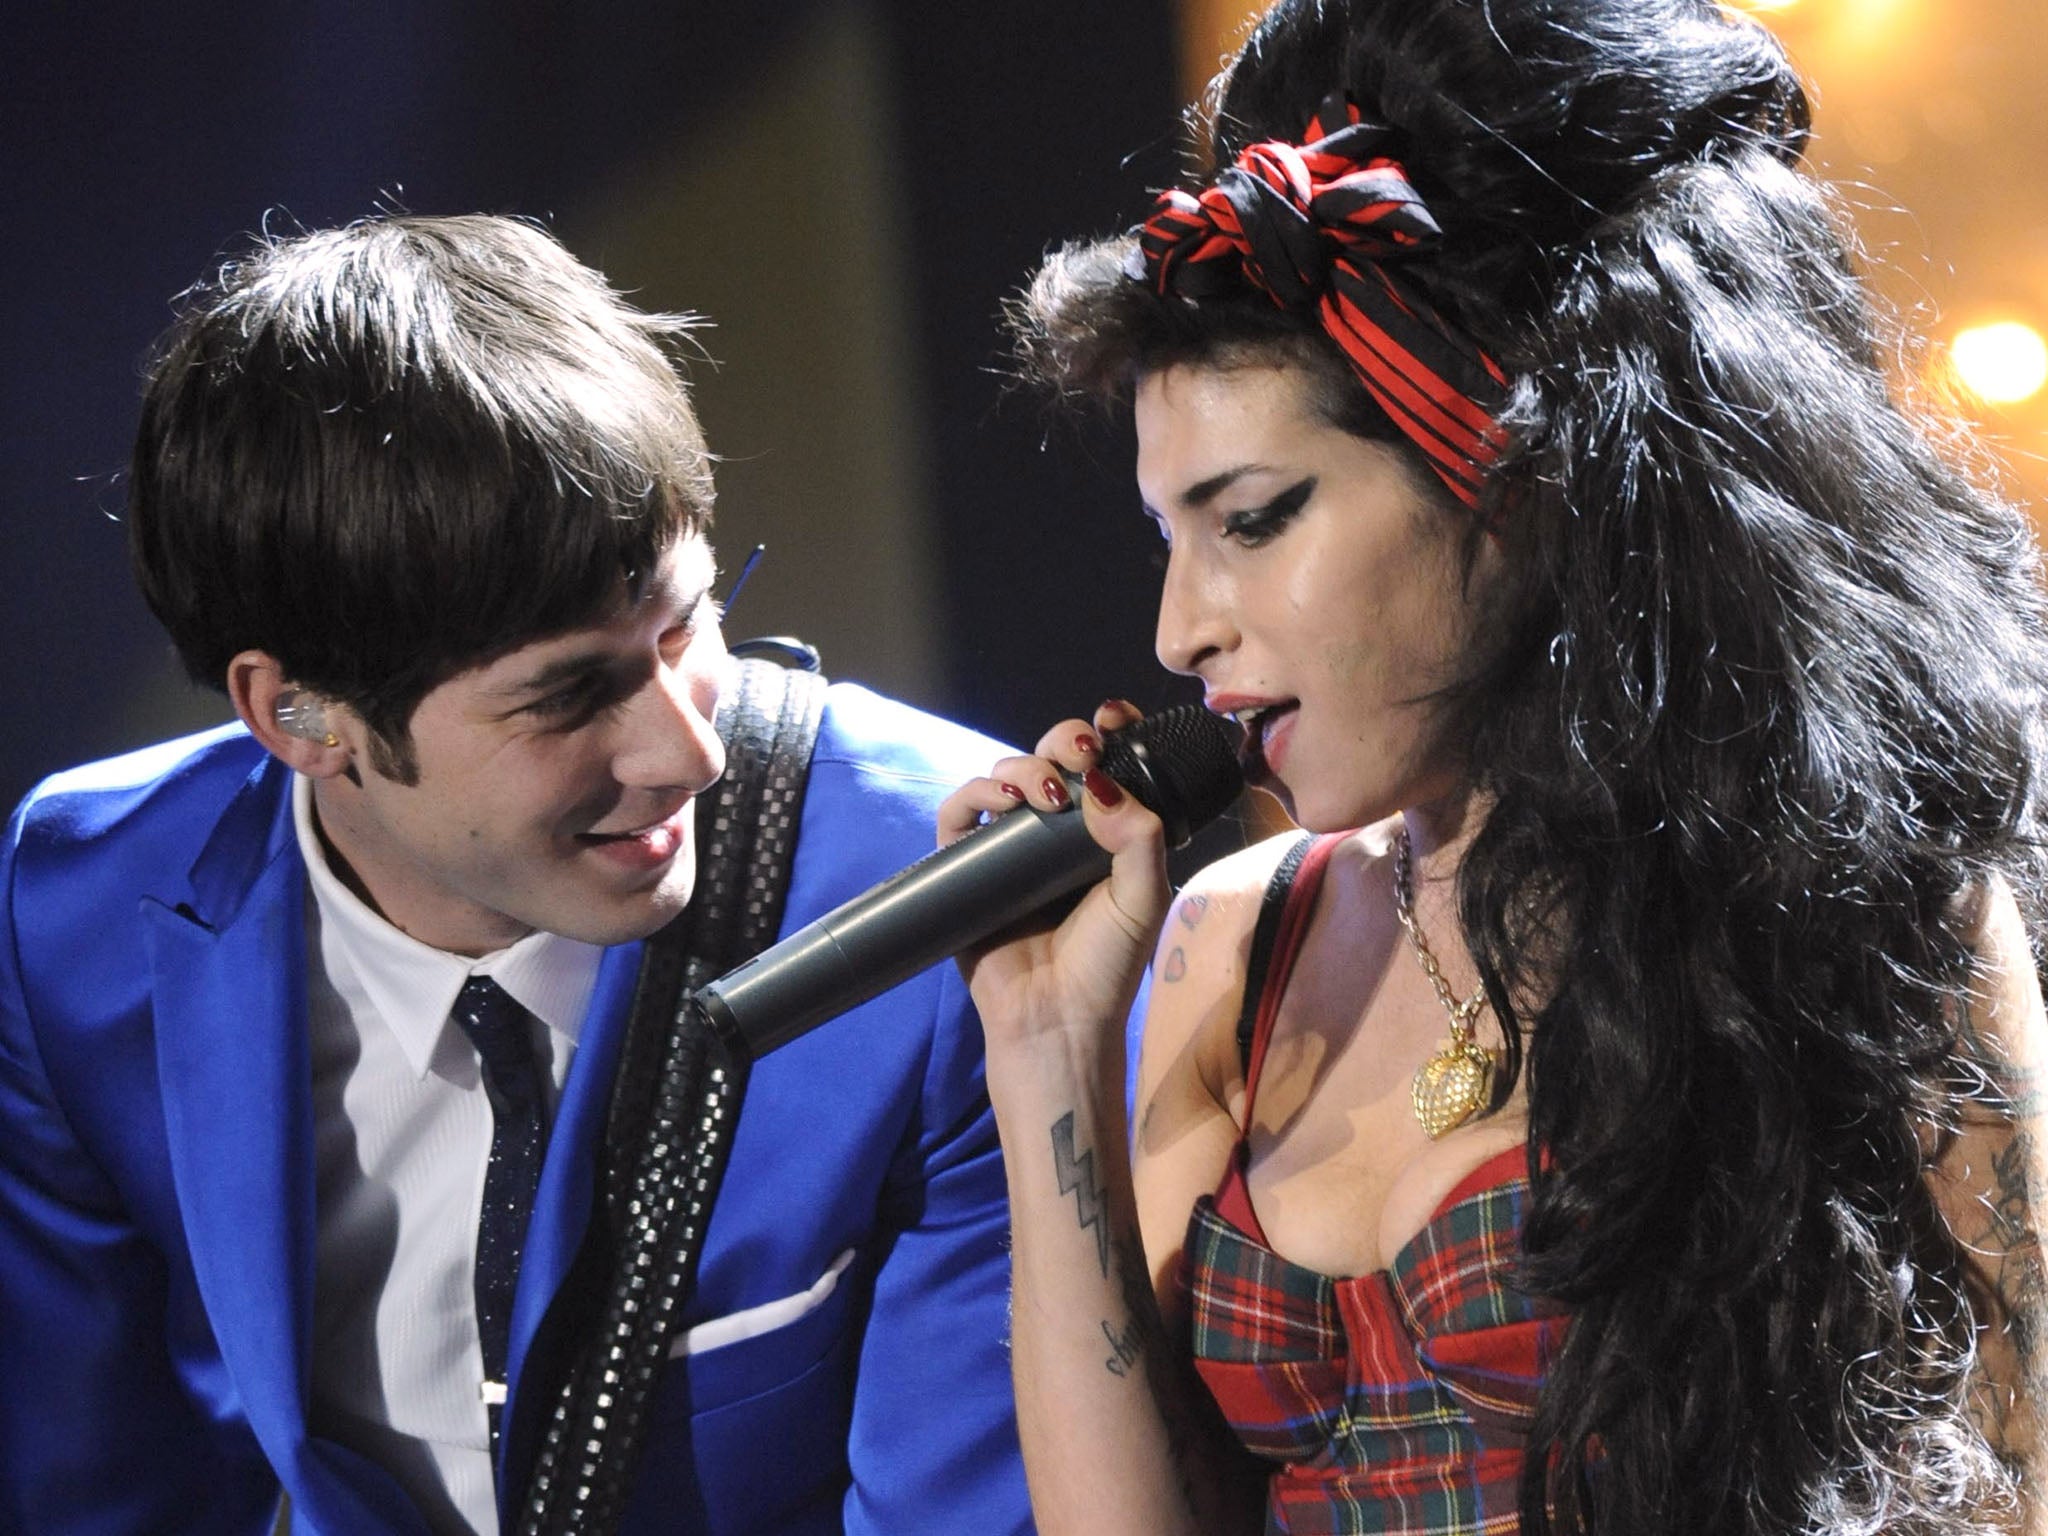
[1140,833,1300,1076]
[1141,825,1382,1094]
[1154,829,1328,986]
[1180,827,1313,897]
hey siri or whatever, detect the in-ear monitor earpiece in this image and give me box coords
[275,691,340,748]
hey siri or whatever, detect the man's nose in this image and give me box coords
[615,654,726,794]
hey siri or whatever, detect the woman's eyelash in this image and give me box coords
[1222,477,1316,543]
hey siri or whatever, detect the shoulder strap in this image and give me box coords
[600,655,828,1211]
[1234,833,1349,1103]
[1234,834,1315,1082]
[519,653,828,1536]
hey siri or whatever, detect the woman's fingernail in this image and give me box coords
[1083,768,1124,809]
[1099,698,1139,721]
[1043,776,1071,809]
[997,781,1026,801]
[1075,732,1100,757]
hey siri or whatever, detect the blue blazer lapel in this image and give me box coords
[499,939,642,1503]
[145,761,429,1534]
[145,761,314,1473]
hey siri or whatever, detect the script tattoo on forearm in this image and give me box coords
[1107,1227,1167,1380]
[1101,1316,1142,1376]
[1109,1225,1215,1513]
[1051,1111,1111,1277]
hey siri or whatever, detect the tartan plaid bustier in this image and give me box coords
[1178,834,1569,1534]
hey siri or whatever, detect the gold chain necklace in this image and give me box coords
[1393,829,1499,1139]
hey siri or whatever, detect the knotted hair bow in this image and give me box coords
[1135,94,1506,509]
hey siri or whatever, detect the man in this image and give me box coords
[0,215,1029,1535]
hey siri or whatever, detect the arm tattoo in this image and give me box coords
[1108,1226,1216,1515]
[1959,994,2048,1121]
[1051,1112,1111,1277]
[1049,1117,1250,1515]
[1156,895,1207,986]
[1101,1316,1142,1376]
[1988,1128,2048,1381]
[1956,996,2048,1450]
[1098,1227,1171,1384]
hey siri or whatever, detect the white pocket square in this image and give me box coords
[669,1247,856,1359]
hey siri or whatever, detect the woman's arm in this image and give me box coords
[1929,874,2048,1521]
[942,708,1264,1534]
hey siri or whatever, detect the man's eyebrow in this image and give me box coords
[486,651,611,700]
[483,560,715,701]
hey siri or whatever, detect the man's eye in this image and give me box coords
[527,676,607,722]
[678,598,704,636]
[664,598,714,656]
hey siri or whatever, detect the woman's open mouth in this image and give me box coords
[1230,702,1299,782]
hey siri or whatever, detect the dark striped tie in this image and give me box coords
[452,974,549,1445]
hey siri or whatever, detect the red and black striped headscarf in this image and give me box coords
[1134,94,1507,509]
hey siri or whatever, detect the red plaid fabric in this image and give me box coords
[1179,837,1568,1533]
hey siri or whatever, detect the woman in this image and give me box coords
[939,0,2048,1530]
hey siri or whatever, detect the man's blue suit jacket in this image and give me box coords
[0,683,1031,1535]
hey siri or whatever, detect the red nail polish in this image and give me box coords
[1099,698,1139,718]
[997,781,1026,801]
[1075,732,1100,757]
[1084,768,1124,809]
[1042,776,1071,808]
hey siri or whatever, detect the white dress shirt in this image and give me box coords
[293,774,603,1536]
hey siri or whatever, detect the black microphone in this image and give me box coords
[697,705,1245,1058]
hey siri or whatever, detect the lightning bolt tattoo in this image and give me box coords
[1051,1111,1111,1277]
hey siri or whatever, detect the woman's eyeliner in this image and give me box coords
[1222,476,1316,544]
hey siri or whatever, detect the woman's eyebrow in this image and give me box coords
[1154,462,1275,513]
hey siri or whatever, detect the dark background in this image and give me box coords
[11,0,2043,821]
[1,0,1196,815]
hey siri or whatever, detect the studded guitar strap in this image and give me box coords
[517,652,828,1536]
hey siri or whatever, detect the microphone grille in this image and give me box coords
[1099,705,1245,847]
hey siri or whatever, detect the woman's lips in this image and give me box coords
[1259,704,1298,778]
[1232,702,1299,784]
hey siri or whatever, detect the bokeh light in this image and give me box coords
[1951,322,2048,406]
[1181,0,2048,530]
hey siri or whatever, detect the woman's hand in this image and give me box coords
[941,701,1264,1536]
[937,700,1173,1057]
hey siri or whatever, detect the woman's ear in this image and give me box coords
[226,650,356,777]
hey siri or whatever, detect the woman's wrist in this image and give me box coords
[984,1017,1128,1129]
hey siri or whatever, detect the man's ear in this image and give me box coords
[226,651,356,778]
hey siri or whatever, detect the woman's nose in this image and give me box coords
[1154,549,1232,678]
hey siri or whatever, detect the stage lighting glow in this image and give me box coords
[1951,322,2048,406]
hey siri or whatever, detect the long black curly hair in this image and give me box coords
[1010,0,2048,1529]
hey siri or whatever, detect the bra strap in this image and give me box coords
[1234,833,1346,1103]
